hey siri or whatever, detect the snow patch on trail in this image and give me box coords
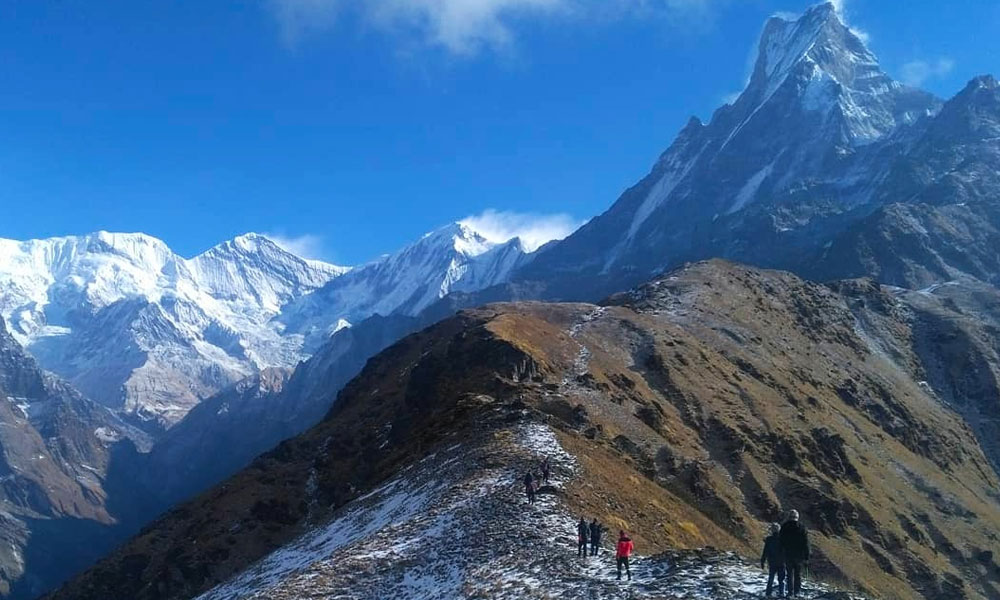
[562,306,606,388]
[197,478,442,600]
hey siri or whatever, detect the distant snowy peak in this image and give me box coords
[196,233,348,279]
[754,3,871,97]
[0,222,532,424]
[0,231,348,425]
[740,1,935,143]
[419,222,496,257]
[190,233,348,312]
[519,0,947,289]
[279,222,533,349]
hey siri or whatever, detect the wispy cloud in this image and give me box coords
[263,232,332,262]
[460,209,583,252]
[900,57,955,87]
[267,0,720,56]
[821,0,869,43]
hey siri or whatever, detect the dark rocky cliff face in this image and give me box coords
[47,262,1000,600]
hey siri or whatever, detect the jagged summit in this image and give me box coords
[277,221,534,348]
[520,1,946,298]
[736,1,934,144]
[0,220,541,426]
[753,3,854,96]
[416,221,497,258]
[0,230,345,425]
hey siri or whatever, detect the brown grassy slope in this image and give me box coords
[48,261,1000,600]
[479,261,1000,599]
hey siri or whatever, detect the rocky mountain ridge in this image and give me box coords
[46,261,1000,600]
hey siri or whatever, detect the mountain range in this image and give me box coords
[47,260,1000,600]
[0,224,532,430]
[2,2,1000,598]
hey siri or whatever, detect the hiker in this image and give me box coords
[524,471,536,504]
[616,530,633,581]
[541,458,551,484]
[577,518,590,557]
[779,510,809,597]
[589,518,602,556]
[760,522,785,598]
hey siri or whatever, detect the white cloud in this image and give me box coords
[263,232,332,261]
[900,57,955,87]
[270,0,342,45]
[270,0,565,53]
[460,209,583,252]
[268,0,719,55]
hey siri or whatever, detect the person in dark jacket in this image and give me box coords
[524,471,536,504]
[616,531,633,581]
[779,510,809,597]
[589,519,602,556]
[577,518,590,557]
[541,458,551,484]
[761,523,785,597]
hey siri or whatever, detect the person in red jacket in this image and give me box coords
[616,530,634,581]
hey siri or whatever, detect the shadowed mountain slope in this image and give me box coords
[0,318,151,598]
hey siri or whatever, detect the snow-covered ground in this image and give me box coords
[198,422,864,600]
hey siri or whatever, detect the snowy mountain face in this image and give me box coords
[522,1,951,297]
[0,225,530,428]
[0,232,347,427]
[279,222,532,350]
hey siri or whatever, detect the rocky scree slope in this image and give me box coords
[48,261,1000,600]
[879,277,1000,476]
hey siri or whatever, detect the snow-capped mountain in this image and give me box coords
[0,231,348,427]
[0,225,531,427]
[279,222,532,350]
[521,1,947,297]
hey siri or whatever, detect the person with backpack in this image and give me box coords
[589,518,602,556]
[760,522,785,597]
[524,471,536,504]
[577,518,590,557]
[779,510,809,597]
[616,530,633,581]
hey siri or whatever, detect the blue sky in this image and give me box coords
[1,0,998,265]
